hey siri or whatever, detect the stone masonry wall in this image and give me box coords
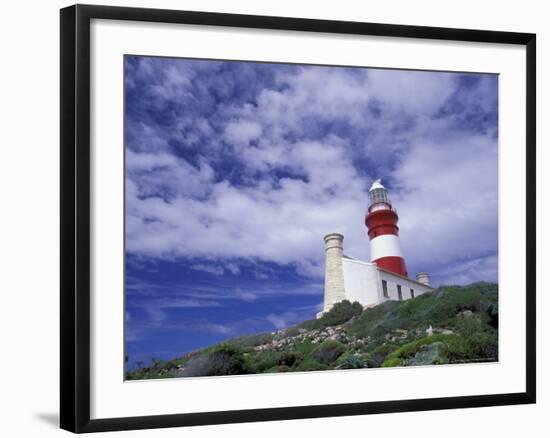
[322,233,346,313]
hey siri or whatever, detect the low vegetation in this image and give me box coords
[126,282,498,380]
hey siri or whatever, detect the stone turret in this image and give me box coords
[321,233,346,314]
[416,272,431,286]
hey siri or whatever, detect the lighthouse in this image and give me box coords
[318,179,433,318]
[365,179,408,277]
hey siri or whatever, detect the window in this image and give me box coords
[382,280,388,298]
[369,188,388,205]
[410,288,415,299]
[397,284,403,300]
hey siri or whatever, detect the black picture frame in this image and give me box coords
[60,4,536,433]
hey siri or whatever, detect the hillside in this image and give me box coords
[126,282,498,380]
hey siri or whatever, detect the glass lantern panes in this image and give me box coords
[369,188,388,206]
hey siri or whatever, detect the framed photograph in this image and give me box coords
[60,4,536,433]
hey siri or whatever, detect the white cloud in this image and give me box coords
[190,263,225,276]
[432,254,498,285]
[234,288,258,302]
[391,129,498,280]
[253,270,270,280]
[225,262,241,275]
[224,120,262,147]
[125,62,498,286]
[266,313,289,330]
[194,323,232,336]
[367,69,455,113]
[125,161,369,277]
[266,303,323,329]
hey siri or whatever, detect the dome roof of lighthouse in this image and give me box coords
[369,179,385,192]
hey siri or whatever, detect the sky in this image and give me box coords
[124,55,498,369]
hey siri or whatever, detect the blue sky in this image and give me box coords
[124,56,498,369]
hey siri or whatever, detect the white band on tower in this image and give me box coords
[370,234,404,261]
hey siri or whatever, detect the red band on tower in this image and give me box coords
[365,209,399,239]
[374,256,408,276]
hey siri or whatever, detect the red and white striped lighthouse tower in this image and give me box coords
[365,179,408,277]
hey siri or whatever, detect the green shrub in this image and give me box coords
[382,335,448,366]
[339,355,367,369]
[293,357,328,372]
[251,351,279,373]
[404,342,449,366]
[312,340,346,364]
[282,327,301,338]
[381,357,403,367]
[321,300,363,327]
[178,343,249,377]
[367,342,399,367]
[300,300,363,330]
[381,330,497,367]
[437,335,475,361]
[278,351,303,367]
[445,329,498,362]
[291,340,317,356]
